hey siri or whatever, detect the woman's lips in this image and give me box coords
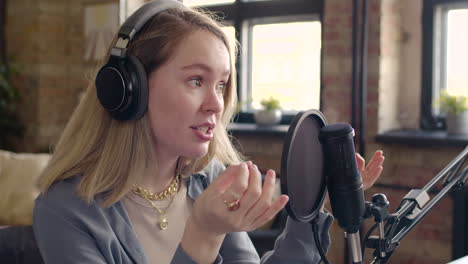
[191,126,213,141]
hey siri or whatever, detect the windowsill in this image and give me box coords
[228,125,468,146]
[228,123,289,136]
[376,129,468,147]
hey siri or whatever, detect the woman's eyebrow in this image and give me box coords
[181,63,230,77]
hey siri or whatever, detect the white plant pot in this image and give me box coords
[446,111,468,135]
[254,109,282,126]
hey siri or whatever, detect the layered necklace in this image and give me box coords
[132,175,180,230]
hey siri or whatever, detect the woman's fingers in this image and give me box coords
[238,162,263,213]
[363,164,383,189]
[220,163,249,204]
[367,151,384,169]
[197,162,289,233]
[355,153,365,171]
[250,195,289,230]
[209,164,241,194]
[362,151,385,190]
[366,151,384,174]
[243,169,277,224]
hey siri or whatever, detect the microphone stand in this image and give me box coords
[363,146,468,264]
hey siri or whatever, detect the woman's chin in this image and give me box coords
[186,146,209,159]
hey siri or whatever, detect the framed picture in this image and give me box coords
[84,1,119,62]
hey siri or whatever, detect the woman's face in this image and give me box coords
[147,29,230,161]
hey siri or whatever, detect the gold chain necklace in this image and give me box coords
[132,175,180,201]
[132,175,180,230]
[140,193,176,230]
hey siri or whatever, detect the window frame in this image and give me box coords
[421,0,468,130]
[190,0,324,124]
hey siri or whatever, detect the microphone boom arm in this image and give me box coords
[367,146,468,264]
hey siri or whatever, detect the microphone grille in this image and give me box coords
[319,123,354,141]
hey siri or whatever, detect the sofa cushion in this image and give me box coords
[0,150,51,226]
[0,225,44,263]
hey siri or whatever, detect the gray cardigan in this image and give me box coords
[33,160,333,263]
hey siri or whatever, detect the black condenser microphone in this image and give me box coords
[319,123,365,264]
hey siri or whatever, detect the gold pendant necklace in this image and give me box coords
[132,175,180,230]
[142,195,175,230]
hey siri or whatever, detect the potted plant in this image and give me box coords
[0,60,23,150]
[437,91,468,135]
[254,97,282,126]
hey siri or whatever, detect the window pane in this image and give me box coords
[184,0,234,6]
[251,21,321,111]
[446,9,468,97]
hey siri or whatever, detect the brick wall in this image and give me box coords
[398,0,422,129]
[379,0,401,133]
[6,0,464,263]
[7,0,99,152]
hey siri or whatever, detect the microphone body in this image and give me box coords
[319,123,365,264]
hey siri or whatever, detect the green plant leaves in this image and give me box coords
[260,97,281,111]
[0,59,23,149]
[436,90,468,115]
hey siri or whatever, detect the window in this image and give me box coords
[422,0,468,130]
[184,0,324,124]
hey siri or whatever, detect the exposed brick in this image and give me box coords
[324,16,352,30]
[38,15,67,63]
[7,0,99,152]
[322,75,353,88]
[323,43,351,57]
[38,0,66,15]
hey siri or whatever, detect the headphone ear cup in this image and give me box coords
[124,55,149,120]
[95,59,128,117]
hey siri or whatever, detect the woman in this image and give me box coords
[33,1,385,263]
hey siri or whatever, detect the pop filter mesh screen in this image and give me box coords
[283,112,326,221]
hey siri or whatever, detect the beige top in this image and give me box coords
[123,178,194,264]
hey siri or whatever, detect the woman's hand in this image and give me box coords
[181,162,288,263]
[356,150,385,191]
[189,161,288,235]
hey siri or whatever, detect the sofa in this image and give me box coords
[0,149,50,263]
[0,150,51,226]
[0,226,43,264]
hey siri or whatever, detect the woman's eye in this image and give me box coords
[216,82,226,93]
[188,78,202,87]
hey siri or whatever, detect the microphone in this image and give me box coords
[319,123,365,264]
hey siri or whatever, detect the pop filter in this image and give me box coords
[280,109,328,223]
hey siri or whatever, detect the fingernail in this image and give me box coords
[267,170,275,178]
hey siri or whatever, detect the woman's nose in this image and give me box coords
[202,88,224,114]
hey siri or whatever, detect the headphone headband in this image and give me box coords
[112,0,184,57]
[120,0,183,43]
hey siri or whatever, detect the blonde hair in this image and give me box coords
[37,6,243,207]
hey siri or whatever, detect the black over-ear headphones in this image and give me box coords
[95,0,183,121]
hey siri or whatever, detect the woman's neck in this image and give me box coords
[139,154,179,194]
